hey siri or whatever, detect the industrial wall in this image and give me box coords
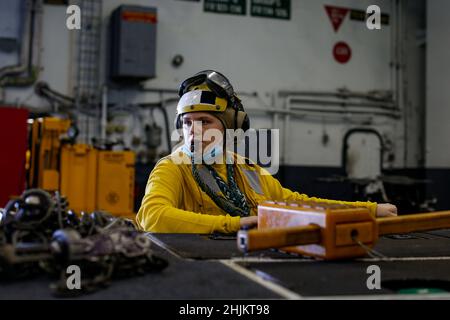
[2,0,424,166]
[425,0,450,211]
[0,0,429,208]
[102,0,403,171]
[427,0,450,169]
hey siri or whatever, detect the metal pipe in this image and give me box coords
[139,87,179,94]
[246,107,400,118]
[26,0,36,77]
[282,93,400,117]
[157,93,172,151]
[282,94,399,165]
[392,0,407,167]
[399,0,408,167]
[390,0,397,100]
[287,97,398,111]
[0,87,4,104]
[101,85,108,142]
[378,211,450,236]
[139,87,259,99]
[270,91,276,124]
[284,96,292,165]
[238,225,321,253]
[278,89,394,102]
[245,101,401,117]
[289,106,401,119]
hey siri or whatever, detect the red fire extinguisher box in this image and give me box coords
[0,107,28,207]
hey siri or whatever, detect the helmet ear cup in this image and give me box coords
[231,94,249,131]
[241,112,250,131]
[236,110,250,131]
[232,95,244,111]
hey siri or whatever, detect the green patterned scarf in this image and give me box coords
[191,157,250,217]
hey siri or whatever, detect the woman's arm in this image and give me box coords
[136,159,241,233]
[260,171,380,216]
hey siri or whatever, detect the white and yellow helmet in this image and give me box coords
[175,70,250,131]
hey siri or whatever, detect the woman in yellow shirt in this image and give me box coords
[136,70,397,233]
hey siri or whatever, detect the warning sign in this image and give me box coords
[122,11,157,24]
[333,42,351,64]
[325,5,349,32]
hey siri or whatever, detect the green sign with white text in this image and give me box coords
[251,0,290,20]
[204,0,247,16]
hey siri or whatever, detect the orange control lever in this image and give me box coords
[237,224,321,252]
[237,201,450,260]
[378,211,450,235]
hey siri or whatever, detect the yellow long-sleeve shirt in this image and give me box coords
[136,151,377,234]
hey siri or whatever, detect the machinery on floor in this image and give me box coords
[0,188,167,296]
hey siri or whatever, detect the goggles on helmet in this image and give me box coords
[178,70,235,105]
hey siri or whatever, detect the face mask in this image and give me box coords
[202,143,224,164]
[181,141,224,165]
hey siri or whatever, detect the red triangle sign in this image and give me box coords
[325,5,349,32]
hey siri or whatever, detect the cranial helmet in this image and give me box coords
[175,70,250,132]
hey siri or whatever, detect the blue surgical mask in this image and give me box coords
[181,142,224,164]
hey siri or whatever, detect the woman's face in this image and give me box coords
[182,112,224,151]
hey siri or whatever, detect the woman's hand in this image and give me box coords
[240,216,258,229]
[376,203,398,217]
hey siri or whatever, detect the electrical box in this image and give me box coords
[109,5,157,82]
[0,0,23,53]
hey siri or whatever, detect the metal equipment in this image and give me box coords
[238,201,450,260]
[27,117,71,191]
[317,127,435,214]
[0,189,167,296]
[27,117,135,217]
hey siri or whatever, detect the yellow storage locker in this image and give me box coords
[96,151,135,217]
[60,144,97,213]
